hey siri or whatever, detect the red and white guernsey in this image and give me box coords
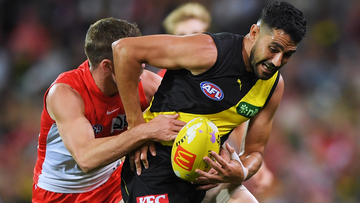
[33,60,148,193]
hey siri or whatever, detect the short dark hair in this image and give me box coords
[84,17,141,68]
[259,1,307,43]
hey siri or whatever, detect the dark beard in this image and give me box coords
[249,45,276,80]
[249,46,262,79]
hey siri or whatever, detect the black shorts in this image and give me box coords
[121,142,206,203]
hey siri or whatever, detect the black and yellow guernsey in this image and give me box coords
[144,32,279,146]
[121,32,280,202]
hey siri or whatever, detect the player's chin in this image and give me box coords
[255,65,275,80]
[258,70,275,80]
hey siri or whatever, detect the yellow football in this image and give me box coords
[171,117,220,182]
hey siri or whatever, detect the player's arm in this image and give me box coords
[225,122,248,154]
[240,75,284,181]
[46,83,184,173]
[112,34,217,127]
[228,121,274,192]
[131,69,163,173]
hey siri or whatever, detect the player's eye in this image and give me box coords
[269,47,277,53]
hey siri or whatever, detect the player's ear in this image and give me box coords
[100,59,114,73]
[249,24,260,41]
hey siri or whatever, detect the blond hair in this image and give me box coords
[163,2,211,34]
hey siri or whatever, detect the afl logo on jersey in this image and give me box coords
[92,124,103,135]
[200,81,224,101]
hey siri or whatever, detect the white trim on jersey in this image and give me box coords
[37,123,121,193]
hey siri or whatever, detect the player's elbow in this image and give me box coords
[242,150,263,160]
[73,153,97,174]
[78,163,93,174]
[111,38,130,56]
[112,35,127,48]
[111,39,122,53]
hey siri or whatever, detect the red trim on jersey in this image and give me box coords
[157,69,166,78]
[138,80,148,110]
[33,164,123,203]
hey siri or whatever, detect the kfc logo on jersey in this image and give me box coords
[200,81,224,101]
[92,124,103,135]
[136,194,169,203]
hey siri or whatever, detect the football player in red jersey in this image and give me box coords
[32,17,185,203]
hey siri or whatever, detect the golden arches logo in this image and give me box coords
[174,145,196,171]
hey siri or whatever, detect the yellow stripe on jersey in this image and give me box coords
[242,71,279,107]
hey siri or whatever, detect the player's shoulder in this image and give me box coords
[47,83,81,101]
[46,83,85,120]
[277,74,284,89]
[263,73,284,110]
[141,69,160,79]
[205,32,243,41]
[141,70,162,85]
[140,69,162,100]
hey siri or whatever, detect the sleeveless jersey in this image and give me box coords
[33,60,148,193]
[143,33,280,145]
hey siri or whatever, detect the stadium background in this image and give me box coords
[0,0,359,202]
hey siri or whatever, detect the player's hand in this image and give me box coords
[193,143,245,188]
[194,168,220,190]
[129,141,156,175]
[146,114,186,142]
[130,114,185,175]
[194,146,229,190]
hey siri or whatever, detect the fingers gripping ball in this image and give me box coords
[171,117,220,182]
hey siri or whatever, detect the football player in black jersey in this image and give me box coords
[113,1,306,203]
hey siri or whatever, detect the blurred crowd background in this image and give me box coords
[0,0,359,202]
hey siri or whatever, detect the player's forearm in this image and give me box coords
[112,39,144,127]
[240,151,263,181]
[75,124,150,173]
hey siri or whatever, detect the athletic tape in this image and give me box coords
[230,151,248,181]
